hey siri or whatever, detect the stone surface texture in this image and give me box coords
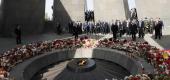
[135,0,170,26]
[1,0,45,36]
[53,0,85,32]
[94,0,126,22]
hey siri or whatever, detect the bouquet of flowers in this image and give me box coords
[81,39,98,48]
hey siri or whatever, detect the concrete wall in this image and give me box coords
[1,0,45,36]
[94,0,126,22]
[0,0,3,33]
[10,48,145,80]
[53,0,85,32]
[135,0,170,26]
[123,0,130,19]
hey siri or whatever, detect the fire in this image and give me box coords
[78,59,87,66]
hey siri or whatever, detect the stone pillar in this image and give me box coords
[136,0,170,26]
[53,0,85,32]
[123,0,130,19]
[94,0,126,22]
[2,0,45,37]
[0,0,3,34]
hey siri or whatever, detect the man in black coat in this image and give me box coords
[68,21,73,34]
[111,23,118,40]
[73,23,79,40]
[15,25,21,44]
[138,19,145,38]
[56,23,62,35]
[130,21,138,41]
[155,20,163,39]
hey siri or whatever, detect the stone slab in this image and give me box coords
[94,0,126,22]
[135,0,170,26]
[1,0,45,36]
[53,0,85,32]
[0,0,3,33]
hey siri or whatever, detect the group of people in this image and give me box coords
[68,21,83,39]
[68,21,111,40]
[111,17,164,41]
[85,10,94,22]
[130,17,164,40]
[68,17,164,41]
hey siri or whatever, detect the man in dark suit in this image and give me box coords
[56,23,62,35]
[130,20,138,41]
[138,19,145,38]
[73,23,79,40]
[155,19,163,39]
[68,21,73,34]
[122,20,127,35]
[159,18,164,37]
[111,22,118,40]
[15,25,21,44]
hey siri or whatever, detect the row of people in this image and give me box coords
[68,17,164,41]
[85,10,94,22]
[111,18,164,40]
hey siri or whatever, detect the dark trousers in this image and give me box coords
[119,30,124,37]
[16,36,21,44]
[155,30,161,39]
[113,33,117,40]
[132,33,136,41]
[74,34,78,40]
[139,29,144,38]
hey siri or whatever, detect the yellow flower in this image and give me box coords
[163,52,169,59]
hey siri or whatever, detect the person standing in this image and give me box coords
[111,22,118,40]
[15,24,21,44]
[144,17,149,33]
[122,20,127,35]
[73,22,79,40]
[149,18,155,34]
[159,18,164,37]
[56,23,62,35]
[126,19,131,36]
[68,21,73,34]
[86,22,90,34]
[155,19,163,39]
[118,20,123,37]
[130,20,138,41]
[138,19,145,38]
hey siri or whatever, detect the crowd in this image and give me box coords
[85,10,94,22]
[68,17,164,41]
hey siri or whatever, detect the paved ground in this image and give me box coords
[0,32,103,53]
[0,27,170,53]
[0,33,73,53]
